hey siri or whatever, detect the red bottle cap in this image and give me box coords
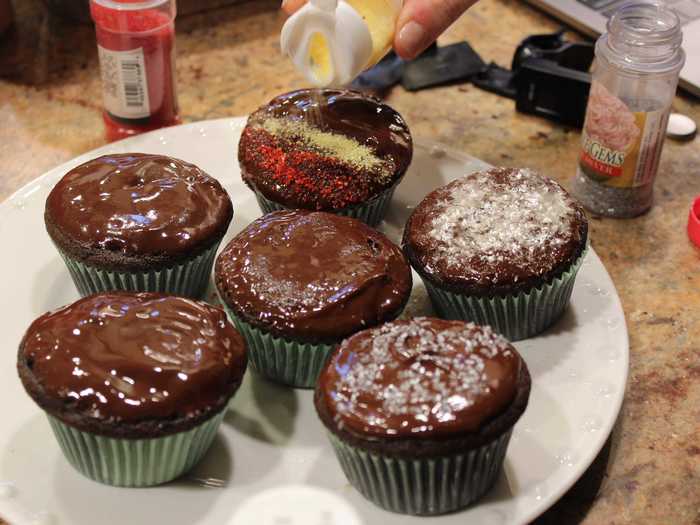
[688,196,700,248]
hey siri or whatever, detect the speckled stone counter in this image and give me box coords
[1,0,698,523]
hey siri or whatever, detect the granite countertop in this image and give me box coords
[1,0,698,523]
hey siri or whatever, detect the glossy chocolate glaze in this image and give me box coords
[45,154,233,260]
[238,89,413,210]
[317,318,522,439]
[18,293,247,426]
[403,168,588,296]
[215,210,412,343]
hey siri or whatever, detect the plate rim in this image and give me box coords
[0,117,629,525]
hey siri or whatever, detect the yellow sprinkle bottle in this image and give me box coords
[281,0,402,86]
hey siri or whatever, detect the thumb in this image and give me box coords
[394,0,476,60]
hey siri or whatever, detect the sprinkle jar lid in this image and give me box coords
[687,196,700,248]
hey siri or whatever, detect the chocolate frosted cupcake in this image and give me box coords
[45,153,233,298]
[403,167,588,340]
[17,292,247,487]
[215,210,412,388]
[238,89,413,226]
[316,318,530,515]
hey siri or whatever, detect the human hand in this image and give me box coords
[281,0,476,60]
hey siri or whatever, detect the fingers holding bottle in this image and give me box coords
[281,0,478,63]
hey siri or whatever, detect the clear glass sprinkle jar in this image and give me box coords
[572,1,685,218]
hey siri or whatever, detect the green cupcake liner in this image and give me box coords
[47,410,225,487]
[421,248,587,341]
[327,429,513,515]
[57,242,221,299]
[219,303,334,388]
[253,184,398,227]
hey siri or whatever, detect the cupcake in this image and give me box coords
[17,292,247,487]
[238,89,413,226]
[315,318,531,515]
[403,167,588,341]
[45,153,233,298]
[215,210,412,388]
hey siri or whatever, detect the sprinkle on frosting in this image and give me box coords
[238,89,413,212]
[260,117,389,180]
[215,211,412,342]
[239,237,382,313]
[414,168,583,282]
[328,318,518,436]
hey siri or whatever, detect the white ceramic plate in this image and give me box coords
[0,118,628,525]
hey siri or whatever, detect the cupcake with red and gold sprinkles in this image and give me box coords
[238,88,413,226]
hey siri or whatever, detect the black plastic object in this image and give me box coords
[472,62,517,99]
[401,42,486,91]
[512,30,594,71]
[511,32,594,127]
[515,57,592,128]
[353,31,594,128]
[352,44,442,91]
[474,31,594,127]
[351,51,406,91]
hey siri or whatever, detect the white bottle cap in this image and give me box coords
[667,112,697,140]
[280,0,373,87]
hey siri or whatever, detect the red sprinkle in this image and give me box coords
[240,128,387,210]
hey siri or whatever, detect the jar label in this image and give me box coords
[97,46,151,120]
[578,81,668,188]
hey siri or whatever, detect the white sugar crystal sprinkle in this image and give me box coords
[240,223,379,312]
[334,319,513,422]
[426,169,575,271]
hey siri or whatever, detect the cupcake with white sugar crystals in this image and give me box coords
[402,167,588,340]
[315,317,531,515]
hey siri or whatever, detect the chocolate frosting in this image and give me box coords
[215,210,412,343]
[403,167,588,296]
[317,318,522,439]
[238,89,413,210]
[45,154,233,265]
[18,293,247,429]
